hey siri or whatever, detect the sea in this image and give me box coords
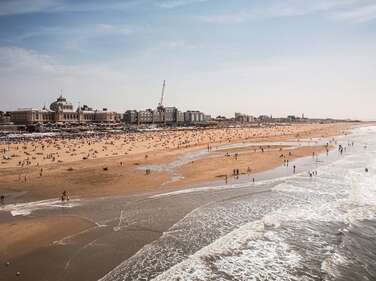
[100,126,376,281]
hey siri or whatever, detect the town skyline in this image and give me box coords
[0,91,344,121]
[0,0,375,120]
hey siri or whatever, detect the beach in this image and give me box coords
[0,122,371,281]
[0,123,356,201]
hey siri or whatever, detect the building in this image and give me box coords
[184,110,205,123]
[137,109,154,124]
[257,115,272,123]
[203,115,212,122]
[10,95,118,125]
[124,107,192,126]
[164,107,177,124]
[235,112,255,123]
[0,111,11,124]
[123,80,209,126]
[177,110,185,123]
[124,110,138,124]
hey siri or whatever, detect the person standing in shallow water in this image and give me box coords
[61,190,69,202]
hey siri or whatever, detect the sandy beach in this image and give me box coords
[0,123,356,201]
[0,122,367,281]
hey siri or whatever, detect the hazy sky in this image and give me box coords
[0,0,375,119]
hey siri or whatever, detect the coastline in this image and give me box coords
[0,122,361,203]
[0,122,371,281]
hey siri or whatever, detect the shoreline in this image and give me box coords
[0,123,371,281]
[0,122,362,204]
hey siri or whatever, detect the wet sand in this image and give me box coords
[175,145,329,187]
[0,122,366,281]
[0,216,94,261]
[0,183,276,281]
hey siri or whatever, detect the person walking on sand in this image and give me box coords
[61,190,69,202]
[247,167,251,175]
[0,195,4,205]
[293,165,296,174]
[225,175,228,184]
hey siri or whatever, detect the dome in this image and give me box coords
[50,95,74,112]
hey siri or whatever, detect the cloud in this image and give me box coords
[331,3,376,22]
[0,46,130,110]
[0,0,61,16]
[199,0,376,24]
[0,0,148,16]
[62,24,134,51]
[0,45,375,120]
[95,24,133,35]
[156,0,208,9]
[12,23,134,41]
[163,40,202,49]
[7,23,135,53]
[0,46,54,73]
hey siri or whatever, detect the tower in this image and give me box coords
[158,80,166,109]
[157,80,166,124]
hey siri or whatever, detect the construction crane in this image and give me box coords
[158,80,166,108]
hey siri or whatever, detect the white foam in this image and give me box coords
[321,252,349,279]
[0,198,81,216]
[150,220,302,281]
[150,174,297,199]
[101,126,376,281]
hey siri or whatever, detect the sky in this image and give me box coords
[0,0,375,120]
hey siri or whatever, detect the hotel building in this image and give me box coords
[10,96,118,125]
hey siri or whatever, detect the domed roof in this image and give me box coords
[50,95,74,112]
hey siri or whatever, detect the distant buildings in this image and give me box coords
[0,111,11,124]
[124,107,209,126]
[6,94,211,127]
[235,112,255,123]
[10,95,118,125]
[123,80,211,126]
[232,113,314,124]
[184,111,204,123]
[6,89,337,129]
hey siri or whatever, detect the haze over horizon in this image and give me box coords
[0,0,375,120]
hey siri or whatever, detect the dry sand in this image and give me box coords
[0,123,358,201]
[0,123,354,169]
